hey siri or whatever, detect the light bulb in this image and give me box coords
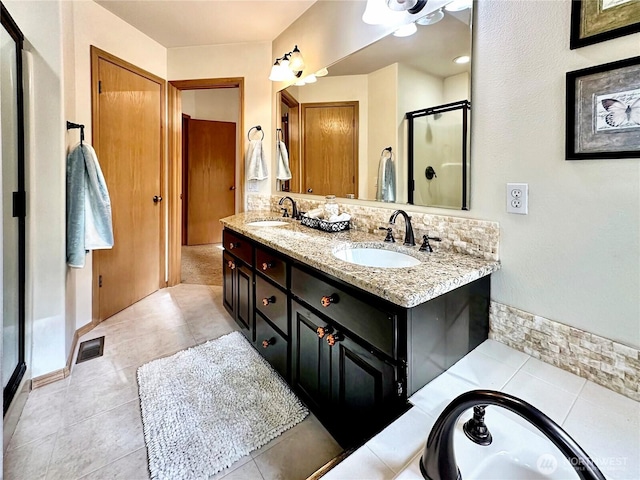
[453,55,470,64]
[416,8,444,25]
[393,22,417,37]
[304,74,317,84]
[386,0,418,11]
[315,67,329,77]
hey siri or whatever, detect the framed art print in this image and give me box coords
[570,0,640,49]
[566,56,640,160]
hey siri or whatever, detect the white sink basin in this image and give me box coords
[245,220,289,227]
[333,247,421,268]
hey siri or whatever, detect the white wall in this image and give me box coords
[168,42,273,204]
[275,1,640,348]
[444,72,469,104]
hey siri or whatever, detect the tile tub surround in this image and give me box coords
[245,194,500,261]
[490,302,640,402]
[220,212,500,308]
[322,339,640,480]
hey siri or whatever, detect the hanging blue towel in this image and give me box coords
[66,143,114,268]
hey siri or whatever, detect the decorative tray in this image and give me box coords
[301,216,350,232]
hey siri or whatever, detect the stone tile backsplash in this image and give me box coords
[490,302,640,402]
[246,194,499,261]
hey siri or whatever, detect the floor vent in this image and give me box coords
[76,337,105,364]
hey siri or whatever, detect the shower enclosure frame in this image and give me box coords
[406,100,470,210]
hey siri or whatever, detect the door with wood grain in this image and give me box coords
[92,48,164,321]
[301,101,358,198]
[186,119,235,245]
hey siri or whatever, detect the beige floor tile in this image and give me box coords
[209,455,253,480]
[217,459,265,480]
[188,312,238,344]
[4,433,57,480]
[29,376,70,399]
[250,414,321,459]
[253,414,342,480]
[63,366,139,427]
[8,388,68,450]
[46,399,144,480]
[79,447,150,480]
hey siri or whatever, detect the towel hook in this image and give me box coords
[276,128,284,142]
[380,146,394,159]
[67,121,85,145]
[248,125,264,141]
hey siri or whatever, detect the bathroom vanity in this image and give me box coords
[221,213,500,447]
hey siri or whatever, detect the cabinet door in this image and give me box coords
[236,262,254,342]
[222,251,236,317]
[255,313,288,380]
[291,301,331,412]
[330,334,398,446]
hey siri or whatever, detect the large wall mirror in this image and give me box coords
[276,6,472,209]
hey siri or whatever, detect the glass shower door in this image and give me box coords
[1,5,26,414]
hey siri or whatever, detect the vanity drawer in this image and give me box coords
[255,313,288,380]
[255,275,288,336]
[291,266,397,359]
[256,246,287,288]
[223,229,253,266]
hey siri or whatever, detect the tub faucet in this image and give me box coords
[389,210,415,246]
[278,196,299,220]
[420,390,605,480]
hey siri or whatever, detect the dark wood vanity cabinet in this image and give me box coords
[222,227,490,448]
[222,231,254,342]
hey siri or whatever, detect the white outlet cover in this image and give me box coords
[507,183,528,214]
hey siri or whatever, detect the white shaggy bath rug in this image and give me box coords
[137,331,308,480]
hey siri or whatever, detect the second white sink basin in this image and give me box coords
[333,247,421,268]
[246,220,289,227]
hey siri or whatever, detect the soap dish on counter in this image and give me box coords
[301,215,350,232]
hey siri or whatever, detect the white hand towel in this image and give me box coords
[376,150,396,202]
[328,213,351,222]
[246,139,268,181]
[276,140,292,180]
[304,208,324,219]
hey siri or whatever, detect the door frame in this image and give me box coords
[278,90,300,193]
[90,46,166,322]
[167,78,245,286]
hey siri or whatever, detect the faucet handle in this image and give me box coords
[419,234,442,252]
[379,226,395,243]
[281,208,289,218]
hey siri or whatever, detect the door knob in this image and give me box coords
[307,188,313,193]
[262,296,276,306]
[230,186,236,190]
[153,195,162,203]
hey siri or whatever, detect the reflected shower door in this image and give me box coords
[1,5,27,415]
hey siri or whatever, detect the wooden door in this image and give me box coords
[301,102,358,198]
[186,119,235,245]
[92,50,164,321]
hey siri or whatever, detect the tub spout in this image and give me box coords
[420,390,605,480]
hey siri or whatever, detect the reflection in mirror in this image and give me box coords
[276,6,472,209]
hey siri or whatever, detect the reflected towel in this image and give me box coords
[66,143,114,268]
[376,150,396,202]
[246,139,269,181]
[276,140,292,180]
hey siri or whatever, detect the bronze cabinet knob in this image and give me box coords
[316,326,333,338]
[227,260,235,270]
[262,296,276,306]
[229,242,240,250]
[262,338,275,348]
[262,261,274,271]
[321,294,339,308]
[326,333,342,347]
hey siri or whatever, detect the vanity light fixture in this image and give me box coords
[416,7,444,25]
[386,0,427,13]
[393,22,418,37]
[269,45,305,82]
[315,67,329,77]
[304,73,318,83]
[453,55,470,64]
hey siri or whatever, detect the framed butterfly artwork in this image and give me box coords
[570,0,640,49]
[566,56,640,160]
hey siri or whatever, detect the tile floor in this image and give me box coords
[4,284,342,480]
[325,339,640,480]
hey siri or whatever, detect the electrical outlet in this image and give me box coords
[507,183,528,214]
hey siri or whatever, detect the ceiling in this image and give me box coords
[94,0,317,48]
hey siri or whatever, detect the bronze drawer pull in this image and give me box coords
[316,326,333,339]
[227,260,235,270]
[326,333,342,347]
[262,296,276,306]
[262,338,275,348]
[229,242,240,250]
[321,294,339,307]
[262,261,275,271]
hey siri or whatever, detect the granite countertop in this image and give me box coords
[220,212,501,309]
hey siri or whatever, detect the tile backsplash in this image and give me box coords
[490,302,640,402]
[246,194,499,261]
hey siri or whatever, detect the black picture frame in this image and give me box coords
[566,56,640,160]
[570,0,640,49]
